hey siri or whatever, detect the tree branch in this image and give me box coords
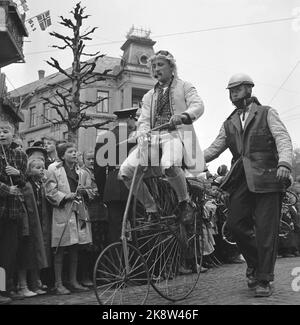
[80,119,114,129]
[80,27,98,39]
[58,16,75,29]
[41,96,64,108]
[79,97,108,112]
[49,31,73,43]
[52,44,69,50]
[46,57,73,79]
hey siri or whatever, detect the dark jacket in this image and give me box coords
[205,102,293,193]
[94,125,137,203]
[19,181,48,270]
[0,143,27,221]
[222,105,287,192]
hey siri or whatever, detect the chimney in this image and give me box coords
[38,70,45,80]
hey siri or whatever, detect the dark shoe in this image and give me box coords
[254,282,273,297]
[230,256,245,264]
[247,276,259,290]
[81,280,93,288]
[281,253,295,258]
[67,283,89,293]
[6,290,25,300]
[178,200,196,224]
[202,262,214,269]
[0,294,12,305]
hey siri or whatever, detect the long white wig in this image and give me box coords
[148,50,178,79]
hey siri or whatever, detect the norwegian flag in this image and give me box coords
[36,10,52,31]
[27,18,37,32]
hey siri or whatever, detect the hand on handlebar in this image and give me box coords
[169,114,189,130]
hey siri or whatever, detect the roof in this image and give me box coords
[9,56,121,98]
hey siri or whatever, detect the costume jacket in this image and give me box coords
[138,78,205,176]
[204,103,293,193]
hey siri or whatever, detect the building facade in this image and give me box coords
[10,30,157,152]
[0,0,28,129]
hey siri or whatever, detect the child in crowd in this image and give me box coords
[27,158,52,288]
[43,136,59,169]
[17,158,49,297]
[45,142,93,295]
[0,120,28,303]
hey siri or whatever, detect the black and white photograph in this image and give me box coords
[0,0,300,309]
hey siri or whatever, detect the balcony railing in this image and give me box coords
[0,1,28,67]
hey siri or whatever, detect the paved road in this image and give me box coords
[11,256,300,305]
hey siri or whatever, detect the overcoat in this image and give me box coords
[45,162,93,247]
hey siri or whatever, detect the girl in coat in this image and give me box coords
[45,142,93,295]
[17,158,49,297]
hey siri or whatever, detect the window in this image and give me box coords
[132,88,148,109]
[96,90,109,113]
[43,103,50,124]
[63,131,68,141]
[29,106,37,127]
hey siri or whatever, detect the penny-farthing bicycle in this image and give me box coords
[93,123,205,305]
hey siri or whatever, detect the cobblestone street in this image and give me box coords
[10,256,300,305]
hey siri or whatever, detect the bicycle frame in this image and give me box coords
[120,123,171,274]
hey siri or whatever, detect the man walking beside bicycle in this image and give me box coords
[119,50,205,223]
[204,73,293,297]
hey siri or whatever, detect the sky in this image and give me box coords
[3,0,300,173]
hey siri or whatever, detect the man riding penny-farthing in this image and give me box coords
[93,50,206,305]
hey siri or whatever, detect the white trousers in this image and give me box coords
[119,132,189,212]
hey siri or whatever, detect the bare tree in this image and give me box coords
[42,2,113,145]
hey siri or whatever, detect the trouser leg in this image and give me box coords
[254,192,281,282]
[227,176,258,272]
[120,148,157,212]
[165,167,189,202]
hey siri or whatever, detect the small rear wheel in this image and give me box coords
[93,242,150,305]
